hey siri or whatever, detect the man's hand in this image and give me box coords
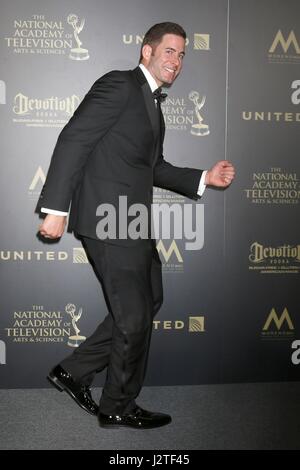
[39,214,67,239]
[205,160,235,188]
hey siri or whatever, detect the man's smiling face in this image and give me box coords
[142,33,185,87]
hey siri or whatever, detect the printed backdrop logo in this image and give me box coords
[152,316,206,332]
[161,90,210,134]
[65,303,86,347]
[153,187,186,204]
[0,247,89,264]
[244,167,300,205]
[193,34,210,50]
[261,308,295,340]
[4,14,89,60]
[28,166,45,199]
[67,14,89,60]
[249,242,300,274]
[268,30,300,64]
[156,239,183,273]
[73,247,89,263]
[0,250,69,262]
[242,110,300,123]
[4,304,86,346]
[122,34,144,45]
[189,316,205,332]
[0,80,6,104]
[0,340,6,365]
[5,305,71,344]
[188,92,210,136]
[157,240,183,262]
[122,32,210,49]
[13,92,80,128]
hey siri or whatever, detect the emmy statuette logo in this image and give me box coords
[67,14,89,61]
[189,91,210,136]
[65,303,86,347]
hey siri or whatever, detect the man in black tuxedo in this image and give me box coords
[37,22,235,429]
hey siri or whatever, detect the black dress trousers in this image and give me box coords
[60,236,163,415]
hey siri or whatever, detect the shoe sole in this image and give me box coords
[47,374,64,392]
[47,374,98,416]
[99,424,170,429]
[99,419,172,430]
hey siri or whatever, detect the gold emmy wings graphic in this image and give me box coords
[67,14,89,60]
[65,303,86,347]
[188,91,210,136]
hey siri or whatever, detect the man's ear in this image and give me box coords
[141,44,153,63]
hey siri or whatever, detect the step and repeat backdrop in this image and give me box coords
[0,0,299,388]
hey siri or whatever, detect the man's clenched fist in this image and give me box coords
[39,214,67,239]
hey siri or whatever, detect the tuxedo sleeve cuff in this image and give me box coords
[197,170,207,197]
[41,207,68,216]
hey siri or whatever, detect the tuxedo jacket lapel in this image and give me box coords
[132,67,160,143]
[141,82,160,140]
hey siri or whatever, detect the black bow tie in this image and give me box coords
[153,88,167,103]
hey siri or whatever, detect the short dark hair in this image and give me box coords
[139,22,186,62]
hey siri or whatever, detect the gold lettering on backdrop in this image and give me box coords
[156,240,183,263]
[269,30,300,54]
[4,307,71,342]
[244,168,300,204]
[4,14,91,55]
[242,111,300,122]
[29,167,46,191]
[249,242,300,263]
[262,308,294,331]
[0,251,69,261]
[13,94,79,115]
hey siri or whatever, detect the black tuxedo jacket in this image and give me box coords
[37,66,202,245]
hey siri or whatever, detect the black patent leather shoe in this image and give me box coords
[47,365,98,416]
[98,406,172,429]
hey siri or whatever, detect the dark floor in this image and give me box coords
[0,382,300,450]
